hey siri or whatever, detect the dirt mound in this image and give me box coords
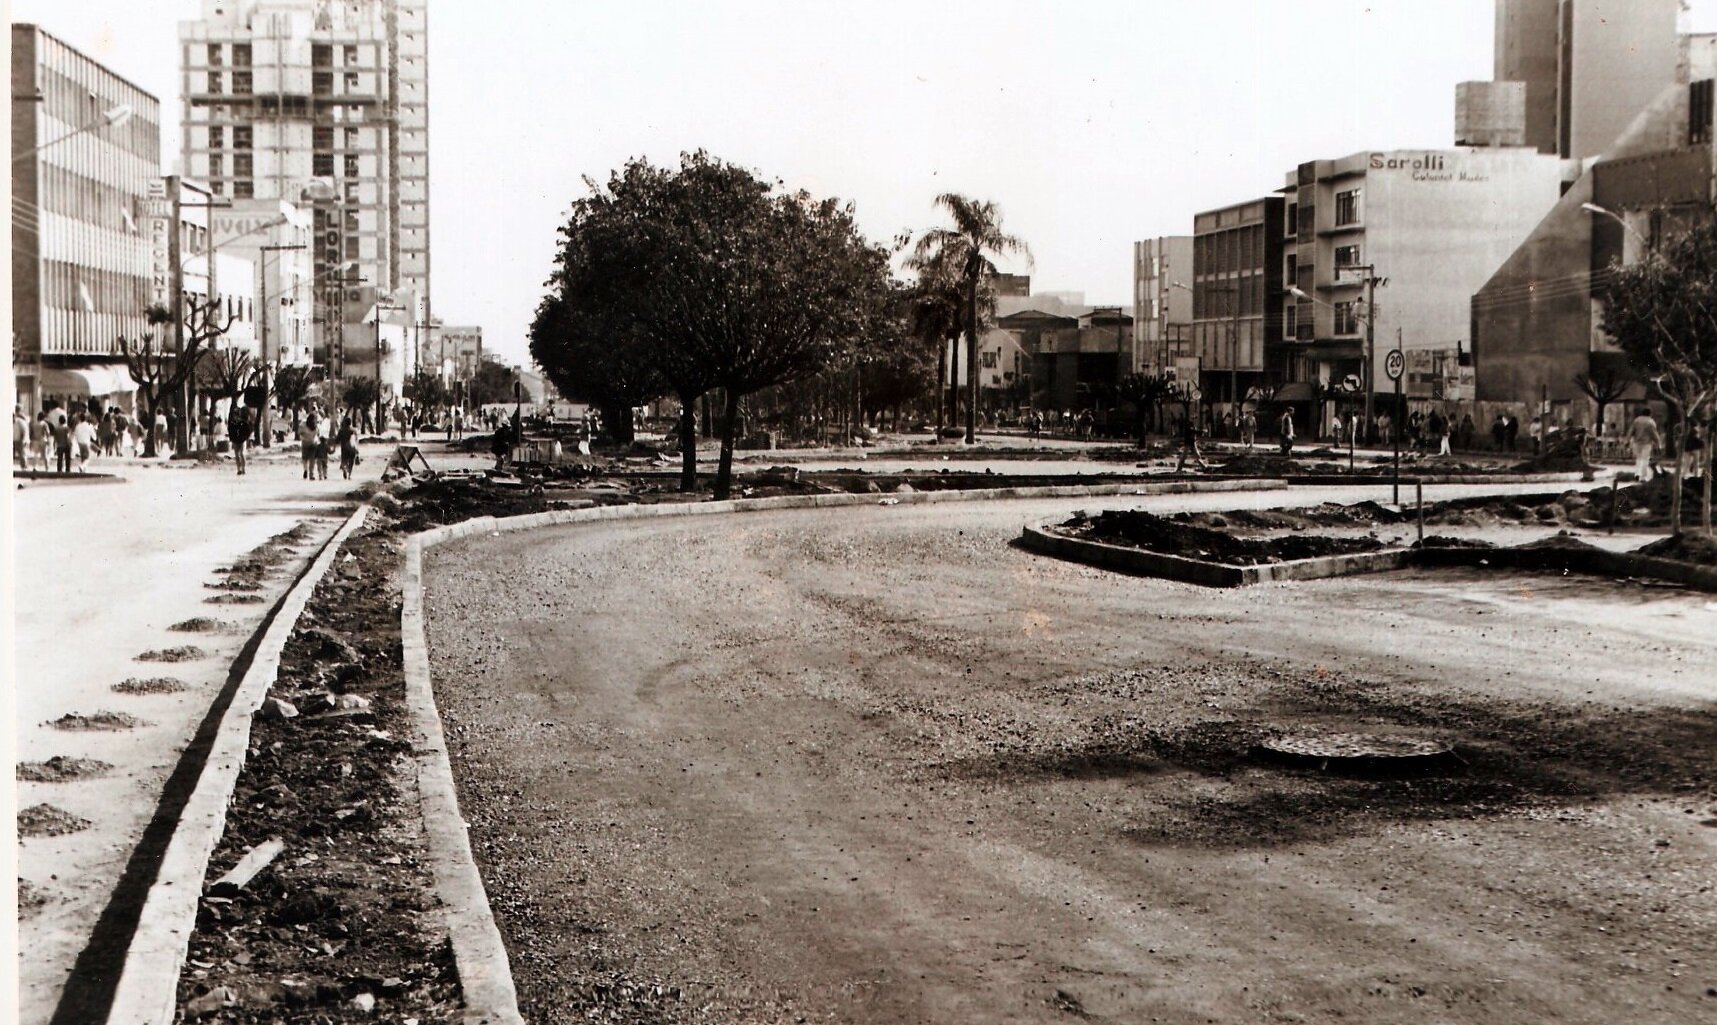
[1414,535,1496,550]
[17,880,49,917]
[113,676,189,695]
[1513,532,1601,552]
[1217,454,1302,476]
[49,711,146,731]
[136,645,206,662]
[169,617,229,633]
[1511,427,1593,473]
[1063,510,1386,566]
[206,593,266,605]
[388,476,559,533]
[17,756,114,782]
[1634,532,1717,566]
[18,804,91,837]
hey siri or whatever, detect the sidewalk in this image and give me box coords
[11,453,379,1025]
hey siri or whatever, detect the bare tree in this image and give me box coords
[117,297,230,456]
[1572,362,1634,439]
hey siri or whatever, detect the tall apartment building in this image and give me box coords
[1131,236,1193,377]
[1460,0,1681,159]
[178,0,429,377]
[12,24,162,415]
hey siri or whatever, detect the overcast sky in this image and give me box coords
[15,1,1717,366]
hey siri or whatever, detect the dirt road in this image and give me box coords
[422,490,1716,1024]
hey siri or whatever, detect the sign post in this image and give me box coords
[1385,347,1406,503]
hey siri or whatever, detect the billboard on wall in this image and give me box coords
[144,183,173,309]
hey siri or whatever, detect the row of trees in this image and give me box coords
[528,152,1042,496]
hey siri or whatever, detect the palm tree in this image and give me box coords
[907,257,964,433]
[911,194,1030,444]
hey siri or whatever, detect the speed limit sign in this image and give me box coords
[1384,349,1405,382]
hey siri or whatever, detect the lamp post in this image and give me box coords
[1290,264,1384,442]
[10,103,133,162]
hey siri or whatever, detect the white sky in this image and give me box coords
[14,1,1717,366]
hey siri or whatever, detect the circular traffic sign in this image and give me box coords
[1384,349,1405,382]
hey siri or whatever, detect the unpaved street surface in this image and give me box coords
[423,491,1716,1024]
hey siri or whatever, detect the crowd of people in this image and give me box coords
[12,400,174,473]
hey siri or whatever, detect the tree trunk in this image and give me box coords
[140,390,158,458]
[965,285,979,445]
[601,401,635,445]
[934,339,947,435]
[1670,418,1686,534]
[947,335,959,435]
[677,394,699,492]
[713,387,742,500]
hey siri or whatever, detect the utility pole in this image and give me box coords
[373,296,404,434]
[1344,263,1386,444]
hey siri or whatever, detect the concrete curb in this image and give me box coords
[1020,522,1717,593]
[103,502,372,1025]
[401,533,524,1025]
[1017,524,1412,587]
[391,473,1295,1025]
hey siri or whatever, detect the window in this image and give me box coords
[208,153,224,177]
[1334,300,1360,335]
[1690,78,1714,145]
[207,44,223,67]
[343,154,359,178]
[344,235,360,259]
[207,71,223,93]
[1285,204,1297,236]
[343,44,359,65]
[208,126,224,149]
[210,180,225,196]
[344,209,360,233]
[313,125,334,150]
[233,125,252,149]
[1334,244,1361,269]
[1285,254,1297,281]
[313,153,335,176]
[1284,304,1298,337]
[1335,188,1363,226]
[234,180,254,199]
[344,73,360,92]
[233,71,252,94]
[313,71,332,95]
[234,153,253,177]
[344,127,360,148]
[232,44,251,67]
[313,44,332,67]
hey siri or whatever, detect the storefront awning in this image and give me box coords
[1274,382,1316,402]
[40,364,137,397]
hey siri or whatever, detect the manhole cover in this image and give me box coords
[1258,732,1453,763]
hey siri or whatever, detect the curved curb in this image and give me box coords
[103,502,372,1025]
[400,535,525,1025]
[392,473,1293,1025]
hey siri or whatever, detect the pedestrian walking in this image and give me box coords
[29,411,51,470]
[314,412,331,479]
[72,411,97,472]
[1175,414,1206,471]
[1278,408,1296,456]
[300,413,320,479]
[1627,409,1662,482]
[154,411,169,454]
[1503,413,1519,452]
[1529,415,1544,455]
[13,405,28,470]
[228,404,252,475]
[491,418,512,471]
[50,411,74,472]
[1240,410,1257,449]
[338,415,360,479]
[1427,409,1449,457]
[1678,422,1705,480]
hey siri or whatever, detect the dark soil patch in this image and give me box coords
[206,593,266,605]
[49,711,145,731]
[135,645,206,662]
[388,476,561,534]
[169,617,229,633]
[18,879,50,916]
[205,579,263,592]
[1635,531,1717,566]
[176,512,459,1024]
[1059,509,1386,566]
[17,756,114,782]
[112,676,190,695]
[19,803,92,837]
[215,524,316,588]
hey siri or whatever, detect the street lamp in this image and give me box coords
[11,103,133,162]
[1581,201,1651,250]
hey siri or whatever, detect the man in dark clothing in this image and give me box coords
[228,405,252,475]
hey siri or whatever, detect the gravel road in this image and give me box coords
[423,490,1716,1025]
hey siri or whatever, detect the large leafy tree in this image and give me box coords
[906,253,967,433]
[465,357,520,408]
[532,152,893,498]
[272,364,313,435]
[911,195,1030,444]
[1116,372,1177,446]
[1601,216,1717,534]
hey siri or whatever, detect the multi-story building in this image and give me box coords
[12,24,162,415]
[1279,148,1567,409]
[209,197,313,365]
[435,324,484,383]
[1472,75,1715,426]
[1131,236,1193,377]
[178,0,430,375]
[1460,0,1680,159]
[1191,197,1283,416]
